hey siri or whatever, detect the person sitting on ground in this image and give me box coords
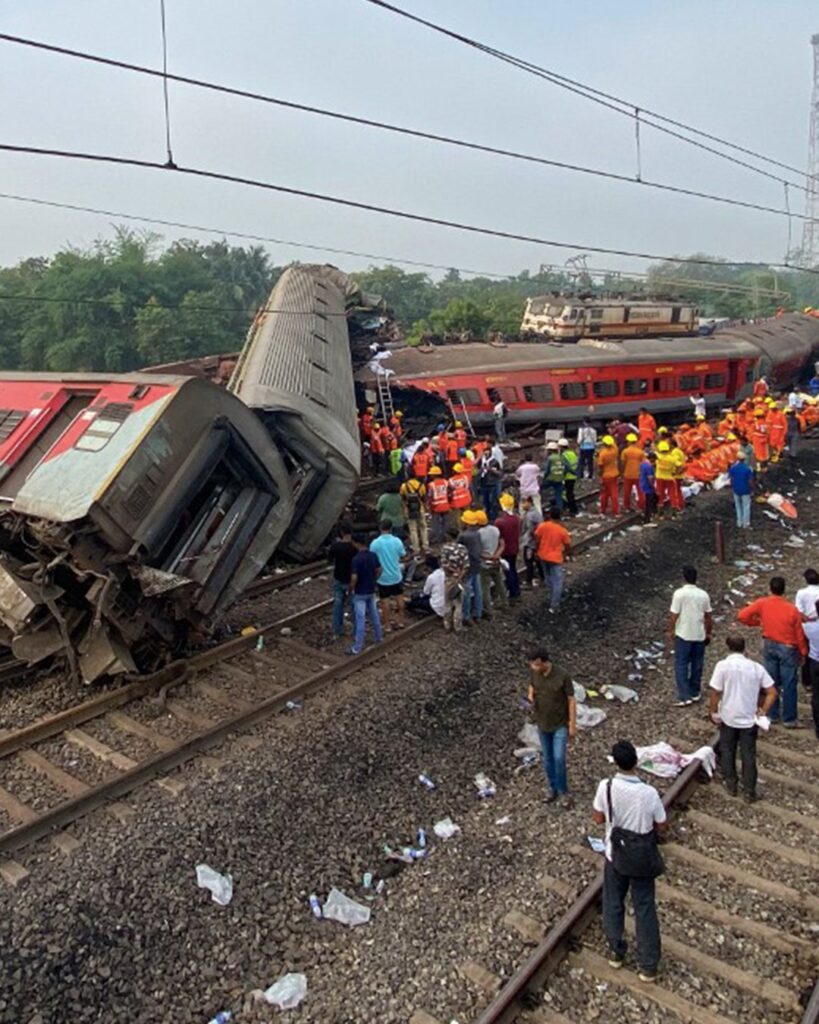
[707,635,777,802]
[406,554,446,620]
[369,518,407,631]
[592,740,667,984]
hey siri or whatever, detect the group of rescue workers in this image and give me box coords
[342,377,818,638]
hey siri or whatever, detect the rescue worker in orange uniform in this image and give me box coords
[752,376,768,399]
[411,440,432,480]
[620,433,645,511]
[695,414,713,446]
[767,404,787,462]
[390,410,404,441]
[426,465,450,545]
[370,423,385,476]
[447,461,473,531]
[752,408,769,470]
[597,435,620,516]
[359,407,374,441]
[717,408,736,438]
[637,408,657,447]
[453,420,467,450]
[444,433,460,477]
[436,424,448,468]
[379,423,397,454]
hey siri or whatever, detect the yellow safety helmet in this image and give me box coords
[696,414,705,421]
[726,432,737,441]
[499,493,515,510]
[626,432,638,442]
[429,465,442,475]
[602,434,615,445]
[474,510,489,526]
[372,422,381,429]
[461,510,478,525]
[804,306,814,314]
[453,462,464,472]
[658,426,669,435]
[395,410,404,418]
[454,420,462,427]
[366,406,374,413]
[754,409,766,417]
[657,440,671,452]
[785,406,795,414]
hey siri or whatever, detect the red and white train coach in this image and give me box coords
[362,313,819,427]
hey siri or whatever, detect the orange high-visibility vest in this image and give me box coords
[448,473,472,508]
[428,477,450,513]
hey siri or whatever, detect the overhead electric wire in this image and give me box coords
[360,0,809,189]
[2,141,816,275]
[0,31,809,219]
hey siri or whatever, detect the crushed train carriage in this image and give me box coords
[0,264,362,683]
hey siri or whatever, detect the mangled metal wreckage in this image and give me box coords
[0,264,361,683]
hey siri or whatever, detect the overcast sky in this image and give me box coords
[0,0,816,279]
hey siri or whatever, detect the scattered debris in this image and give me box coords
[433,817,460,840]
[263,973,308,1010]
[586,836,605,854]
[322,888,371,927]
[195,864,233,906]
[474,773,497,798]
[635,741,716,779]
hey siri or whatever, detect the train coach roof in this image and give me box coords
[0,371,194,387]
[359,334,762,381]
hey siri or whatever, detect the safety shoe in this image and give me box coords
[607,952,625,969]
[723,780,738,797]
[638,971,658,984]
[543,790,559,805]
[743,791,759,804]
[689,694,702,703]
[783,721,804,729]
[673,699,692,708]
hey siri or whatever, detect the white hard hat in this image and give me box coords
[557,438,569,447]
[546,441,558,451]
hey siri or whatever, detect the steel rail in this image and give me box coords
[472,741,711,1024]
[0,617,438,856]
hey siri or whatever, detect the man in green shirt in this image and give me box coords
[559,438,578,516]
[376,480,406,538]
[527,646,576,809]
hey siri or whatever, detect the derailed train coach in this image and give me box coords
[228,264,361,560]
[0,264,362,683]
[0,374,294,682]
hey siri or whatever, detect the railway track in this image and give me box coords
[0,511,640,885]
[426,708,819,1024]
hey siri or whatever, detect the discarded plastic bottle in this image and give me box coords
[255,635,265,652]
[362,871,373,889]
[308,894,323,919]
[375,879,386,894]
[285,700,302,711]
[402,847,427,861]
[417,828,427,849]
[418,773,436,790]
[207,1014,232,1024]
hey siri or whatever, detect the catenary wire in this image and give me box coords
[2,142,817,275]
[158,0,174,166]
[359,0,810,187]
[0,32,809,217]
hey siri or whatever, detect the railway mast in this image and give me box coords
[801,33,819,267]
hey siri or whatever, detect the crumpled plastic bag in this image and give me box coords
[264,973,307,1009]
[196,864,233,906]
[322,887,371,926]
[712,472,730,491]
[576,704,607,729]
[636,741,716,779]
[433,817,460,840]
[601,684,639,703]
[514,721,541,761]
[572,681,587,703]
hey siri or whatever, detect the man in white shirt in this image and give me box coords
[577,419,597,480]
[689,392,706,418]
[788,387,805,411]
[796,568,819,693]
[515,457,543,515]
[592,740,667,983]
[407,555,446,619]
[492,399,508,442]
[708,636,777,801]
[668,565,713,706]
[802,601,819,739]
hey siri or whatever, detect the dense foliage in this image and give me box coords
[0,229,817,371]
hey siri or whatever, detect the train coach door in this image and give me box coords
[726,359,740,400]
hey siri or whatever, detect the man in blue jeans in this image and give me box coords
[527,647,576,809]
[348,532,383,655]
[328,520,355,639]
[668,566,713,706]
[728,450,754,528]
[456,510,484,625]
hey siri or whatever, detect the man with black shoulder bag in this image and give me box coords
[592,740,668,983]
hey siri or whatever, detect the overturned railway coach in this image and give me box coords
[0,374,294,682]
[362,313,819,426]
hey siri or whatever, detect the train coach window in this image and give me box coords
[592,380,619,398]
[0,410,25,442]
[523,384,555,403]
[678,374,701,391]
[653,377,675,394]
[589,309,604,320]
[447,388,481,406]
[704,373,725,389]
[490,386,519,403]
[559,381,588,400]
[624,378,648,395]
[75,402,133,452]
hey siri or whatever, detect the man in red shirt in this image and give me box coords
[737,577,808,727]
[534,507,572,613]
[495,493,521,601]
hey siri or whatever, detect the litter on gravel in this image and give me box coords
[195,864,233,906]
[264,973,308,1009]
[433,817,460,840]
[322,887,371,927]
[634,741,716,779]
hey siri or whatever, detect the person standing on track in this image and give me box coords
[637,407,656,447]
[620,433,644,512]
[348,532,383,655]
[668,566,713,706]
[370,519,407,632]
[400,475,429,555]
[639,451,658,525]
[520,495,543,588]
[534,506,572,613]
[376,479,406,540]
[426,465,450,546]
[457,510,484,626]
[495,493,521,600]
[597,435,620,516]
[728,449,754,529]
[542,441,565,513]
[796,568,819,693]
[476,509,507,615]
[738,577,808,728]
[653,441,675,516]
[559,437,578,516]
[527,646,576,809]
[592,740,667,984]
[707,635,778,802]
[516,455,543,515]
[329,520,356,640]
[492,397,508,442]
[802,601,819,738]
[690,391,706,418]
[577,419,597,480]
